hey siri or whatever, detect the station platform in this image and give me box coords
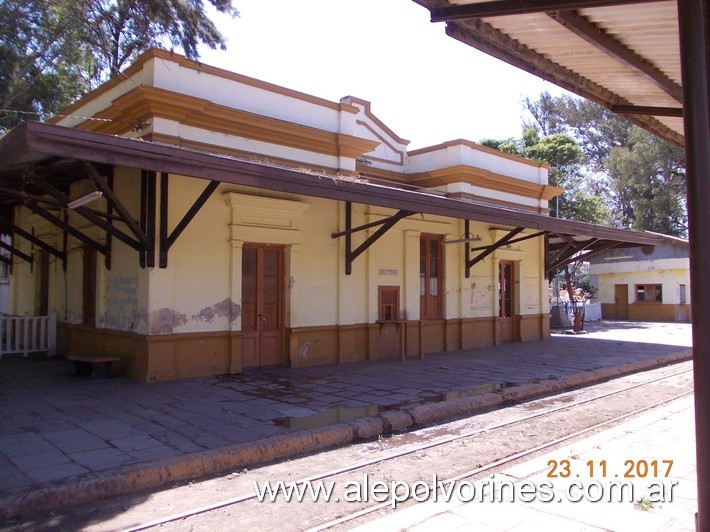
[0,321,693,520]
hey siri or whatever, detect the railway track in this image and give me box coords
[117,366,693,532]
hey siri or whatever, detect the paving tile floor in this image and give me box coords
[0,321,692,498]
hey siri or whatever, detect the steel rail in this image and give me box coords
[122,368,693,532]
[308,390,694,531]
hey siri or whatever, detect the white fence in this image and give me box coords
[0,312,57,358]
[584,302,602,321]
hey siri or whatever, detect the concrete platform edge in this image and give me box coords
[0,348,692,521]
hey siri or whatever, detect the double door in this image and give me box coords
[241,245,284,368]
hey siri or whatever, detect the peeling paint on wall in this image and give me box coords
[191,298,241,323]
[149,308,176,335]
[289,276,296,290]
[469,277,493,310]
[172,311,188,328]
[297,342,310,358]
[103,275,141,331]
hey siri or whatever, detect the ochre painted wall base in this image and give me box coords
[58,314,551,382]
[601,303,691,322]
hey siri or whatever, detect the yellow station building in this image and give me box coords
[0,49,660,381]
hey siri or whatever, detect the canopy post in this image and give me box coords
[678,0,710,528]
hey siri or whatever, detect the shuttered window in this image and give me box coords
[378,286,400,321]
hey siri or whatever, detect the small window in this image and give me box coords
[378,286,400,321]
[636,284,662,303]
[680,284,687,305]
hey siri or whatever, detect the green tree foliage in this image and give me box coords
[519,92,686,236]
[607,129,687,234]
[0,0,238,132]
[523,93,632,171]
[83,0,238,84]
[481,129,611,224]
[0,1,90,131]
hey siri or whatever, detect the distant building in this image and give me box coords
[589,233,690,322]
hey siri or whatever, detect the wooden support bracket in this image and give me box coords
[332,201,415,275]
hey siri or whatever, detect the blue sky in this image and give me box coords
[198,0,568,149]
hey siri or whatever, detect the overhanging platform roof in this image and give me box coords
[409,2,710,524]
[415,0,685,148]
[0,121,660,243]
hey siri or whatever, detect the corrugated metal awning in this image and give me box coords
[415,0,685,147]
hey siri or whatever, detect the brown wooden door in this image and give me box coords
[420,234,443,320]
[499,260,515,342]
[615,284,629,320]
[241,245,284,368]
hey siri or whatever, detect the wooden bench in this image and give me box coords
[67,355,120,379]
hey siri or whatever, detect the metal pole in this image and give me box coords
[677,0,710,527]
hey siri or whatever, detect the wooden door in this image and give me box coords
[241,245,284,368]
[499,260,515,342]
[615,284,629,320]
[420,234,443,320]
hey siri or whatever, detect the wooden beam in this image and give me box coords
[468,231,546,251]
[444,21,685,148]
[331,211,417,238]
[139,170,147,268]
[430,0,667,22]
[104,168,113,270]
[146,170,156,268]
[159,172,169,268]
[345,201,352,275]
[554,232,579,246]
[547,238,602,272]
[548,241,575,265]
[550,10,683,102]
[466,227,524,275]
[0,217,65,260]
[166,180,219,249]
[31,176,142,252]
[0,238,33,263]
[23,200,107,255]
[0,188,65,208]
[62,210,68,272]
[84,162,152,251]
[465,220,472,278]
[609,104,684,117]
[349,210,413,263]
[337,204,414,275]
[0,184,130,222]
[552,240,620,270]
